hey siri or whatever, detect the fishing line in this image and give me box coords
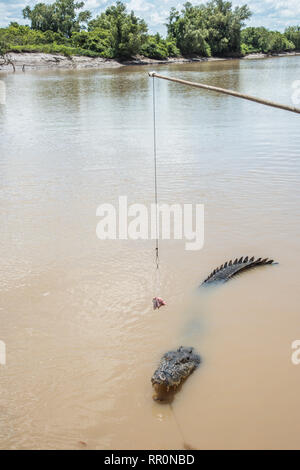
[151,74,166,310]
[152,75,159,274]
[169,403,194,450]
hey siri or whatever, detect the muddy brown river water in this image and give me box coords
[0,56,300,449]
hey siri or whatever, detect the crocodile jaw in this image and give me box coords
[152,383,177,402]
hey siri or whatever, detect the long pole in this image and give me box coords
[148,71,300,115]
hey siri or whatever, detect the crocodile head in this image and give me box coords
[151,346,201,402]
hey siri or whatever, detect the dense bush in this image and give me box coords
[166,1,251,57]
[141,34,179,59]
[71,29,114,57]
[88,1,147,58]
[0,23,100,57]
[7,43,100,57]
[284,26,300,50]
[23,0,91,37]
[0,23,68,46]
[270,31,295,52]
[241,27,295,54]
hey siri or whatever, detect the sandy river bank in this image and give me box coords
[1,51,299,73]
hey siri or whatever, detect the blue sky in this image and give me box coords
[0,0,299,34]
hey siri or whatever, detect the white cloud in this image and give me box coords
[83,0,108,10]
[150,10,169,25]
[126,0,152,12]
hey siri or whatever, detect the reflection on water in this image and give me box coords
[0,57,300,449]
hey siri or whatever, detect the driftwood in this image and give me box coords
[0,53,15,72]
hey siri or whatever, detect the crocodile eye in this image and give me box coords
[180,357,189,363]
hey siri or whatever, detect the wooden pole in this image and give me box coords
[148,71,300,115]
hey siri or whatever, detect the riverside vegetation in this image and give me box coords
[0,0,299,63]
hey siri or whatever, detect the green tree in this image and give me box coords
[241,27,271,53]
[204,0,251,55]
[71,29,114,57]
[241,26,295,53]
[54,0,91,37]
[88,1,147,58]
[0,39,8,56]
[23,0,91,37]
[0,23,67,47]
[141,33,179,59]
[167,1,251,57]
[166,3,211,56]
[285,26,300,49]
[23,3,57,32]
[269,31,294,52]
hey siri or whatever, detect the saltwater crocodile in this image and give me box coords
[201,256,275,285]
[152,256,276,401]
[152,347,201,401]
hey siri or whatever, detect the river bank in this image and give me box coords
[0,50,299,73]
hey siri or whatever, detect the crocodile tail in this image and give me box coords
[201,256,275,285]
